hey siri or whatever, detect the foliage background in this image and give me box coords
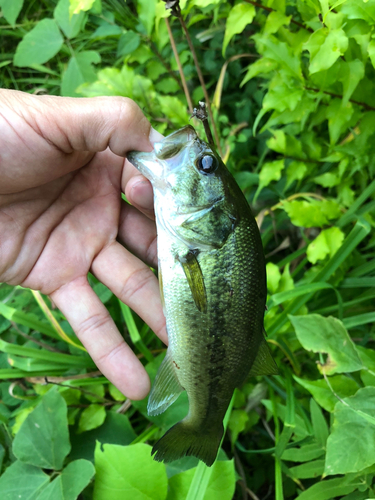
[0,0,375,498]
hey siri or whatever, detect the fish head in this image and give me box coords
[127,125,228,207]
[127,125,239,248]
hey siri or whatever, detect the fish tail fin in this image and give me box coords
[151,418,223,467]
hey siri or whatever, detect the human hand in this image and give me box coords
[0,89,167,400]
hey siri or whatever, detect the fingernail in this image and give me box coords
[149,126,164,145]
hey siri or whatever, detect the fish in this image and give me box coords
[127,125,278,467]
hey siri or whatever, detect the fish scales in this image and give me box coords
[127,125,277,466]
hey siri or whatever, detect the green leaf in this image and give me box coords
[294,374,359,412]
[307,227,345,264]
[137,0,157,35]
[264,11,291,35]
[286,161,307,188]
[93,443,168,500]
[325,387,375,475]
[0,461,49,500]
[108,383,125,402]
[258,159,285,190]
[158,95,190,127]
[54,0,86,38]
[0,0,23,25]
[282,199,341,228]
[117,32,141,57]
[305,28,348,74]
[222,3,255,56]
[228,410,249,444]
[35,460,95,500]
[281,442,325,462]
[295,477,357,500]
[167,460,236,500]
[340,0,375,24]
[78,404,106,433]
[82,383,105,402]
[13,387,71,469]
[254,34,302,78]
[290,314,363,375]
[340,59,365,106]
[314,172,340,188]
[368,39,375,68]
[289,459,325,479]
[61,51,101,97]
[327,99,354,145]
[14,19,64,68]
[310,398,329,447]
[267,262,281,294]
[69,0,96,15]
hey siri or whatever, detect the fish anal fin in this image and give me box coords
[147,349,183,416]
[178,250,207,314]
[152,418,223,467]
[249,338,279,377]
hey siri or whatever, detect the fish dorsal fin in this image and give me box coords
[147,349,184,416]
[249,338,279,377]
[178,250,207,313]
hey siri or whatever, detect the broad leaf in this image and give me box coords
[61,51,100,97]
[93,443,168,500]
[290,315,362,374]
[307,227,345,264]
[325,387,375,475]
[35,460,95,500]
[14,19,63,67]
[167,459,236,500]
[223,3,255,56]
[294,374,359,412]
[13,387,71,469]
[54,0,86,39]
[0,461,49,500]
[78,404,106,433]
[0,0,23,25]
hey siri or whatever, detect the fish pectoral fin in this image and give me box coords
[178,250,207,314]
[179,201,236,248]
[147,349,184,416]
[249,338,279,377]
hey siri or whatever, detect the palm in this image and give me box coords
[18,151,123,295]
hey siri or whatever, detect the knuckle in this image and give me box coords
[120,266,155,303]
[96,340,126,365]
[77,312,112,338]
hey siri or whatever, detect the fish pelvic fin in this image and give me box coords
[147,349,183,416]
[151,418,224,467]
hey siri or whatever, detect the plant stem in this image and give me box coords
[305,86,375,111]
[176,14,223,155]
[148,38,184,91]
[165,17,194,113]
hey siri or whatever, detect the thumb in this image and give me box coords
[0,90,153,193]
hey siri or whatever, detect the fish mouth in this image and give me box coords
[126,125,198,183]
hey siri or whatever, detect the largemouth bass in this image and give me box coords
[127,125,277,467]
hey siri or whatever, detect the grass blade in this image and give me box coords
[268,219,371,336]
[119,301,154,362]
[31,291,87,352]
[0,339,94,367]
[0,302,58,339]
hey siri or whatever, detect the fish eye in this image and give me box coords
[197,154,218,174]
